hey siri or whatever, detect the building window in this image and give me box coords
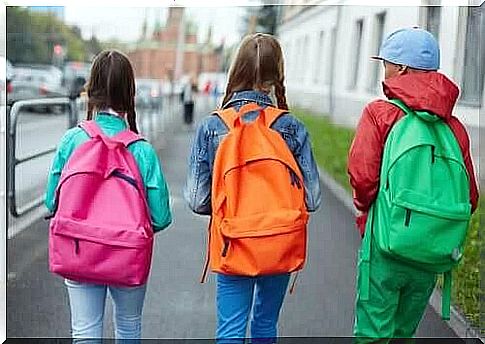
[285,41,292,79]
[292,38,300,81]
[326,27,336,85]
[426,6,441,41]
[303,35,309,83]
[293,38,303,81]
[314,31,325,84]
[349,19,364,89]
[461,5,485,106]
[369,12,386,93]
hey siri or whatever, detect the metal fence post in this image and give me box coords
[8,98,71,217]
[69,98,78,129]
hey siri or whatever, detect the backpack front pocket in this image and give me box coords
[388,189,470,271]
[218,209,308,276]
[49,217,153,286]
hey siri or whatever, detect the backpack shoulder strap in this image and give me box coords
[112,130,145,147]
[79,120,104,138]
[213,107,239,131]
[387,99,414,116]
[262,106,288,127]
[79,121,144,148]
[214,103,285,130]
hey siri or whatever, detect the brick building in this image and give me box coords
[127,7,222,82]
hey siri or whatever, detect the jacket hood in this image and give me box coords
[382,72,459,120]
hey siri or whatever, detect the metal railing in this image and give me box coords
[7,97,78,217]
[6,93,187,218]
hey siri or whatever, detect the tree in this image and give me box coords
[86,36,103,59]
[7,7,91,65]
[7,7,50,64]
[241,3,279,35]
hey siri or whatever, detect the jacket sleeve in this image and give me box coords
[45,139,68,213]
[292,118,322,212]
[44,129,78,213]
[447,117,479,213]
[348,104,383,214]
[143,144,172,232]
[184,119,212,215]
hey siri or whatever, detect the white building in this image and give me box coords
[277,2,484,129]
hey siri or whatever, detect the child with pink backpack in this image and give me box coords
[45,50,172,343]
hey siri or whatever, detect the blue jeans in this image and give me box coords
[216,273,290,344]
[65,279,147,344]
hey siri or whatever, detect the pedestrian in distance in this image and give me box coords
[45,49,172,343]
[348,28,479,343]
[184,33,321,344]
[182,75,198,128]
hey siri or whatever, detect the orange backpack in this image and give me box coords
[201,103,309,280]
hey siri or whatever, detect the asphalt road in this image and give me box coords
[7,98,458,340]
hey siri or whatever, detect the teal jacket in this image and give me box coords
[45,113,172,233]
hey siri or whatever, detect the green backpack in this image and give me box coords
[360,99,472,320]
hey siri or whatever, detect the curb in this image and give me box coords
[317,166,483,341]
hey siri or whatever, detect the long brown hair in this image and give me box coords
[85,49,139,133]
[222,33,288,110]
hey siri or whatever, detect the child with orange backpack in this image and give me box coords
[184,33,321,343]
[45,50,172,343]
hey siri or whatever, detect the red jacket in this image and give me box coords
[348,72,479,236]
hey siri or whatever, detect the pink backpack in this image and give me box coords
[48,120,153,287]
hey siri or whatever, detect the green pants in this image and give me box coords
[353,240,437,343]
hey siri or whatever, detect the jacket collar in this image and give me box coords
[223,90,274,109]
[94,112,127,130]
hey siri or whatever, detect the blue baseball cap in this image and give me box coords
[372,27,440,70]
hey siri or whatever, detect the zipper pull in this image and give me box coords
[74,239,80,255]
[221,241,229,257]
[404,209,411,227]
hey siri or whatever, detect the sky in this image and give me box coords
[64,5,254,46]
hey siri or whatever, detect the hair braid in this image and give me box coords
[274,77,288,110]
[87,102,94,121]
[221,79,236,109]
[127,101,139,134]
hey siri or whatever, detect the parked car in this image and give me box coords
[135,79,163,109]
[8,64,67,112]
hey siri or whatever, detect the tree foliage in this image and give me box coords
[241,4,279,36]
[7,7,97,64]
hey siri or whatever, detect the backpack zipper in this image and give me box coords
[112,171,139,191]
[74,239,80,255]
[404,209,411,227]
[222,240,229,257]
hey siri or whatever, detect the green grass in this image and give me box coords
[292,109,354,191]
[294,107,481,329]
[453,199,481,327]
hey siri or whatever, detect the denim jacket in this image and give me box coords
[184,90,322,215]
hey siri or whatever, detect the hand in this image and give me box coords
[356,212,368,238]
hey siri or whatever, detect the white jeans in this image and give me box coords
[64,279,147,344]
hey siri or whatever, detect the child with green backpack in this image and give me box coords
[348,28,479,342]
